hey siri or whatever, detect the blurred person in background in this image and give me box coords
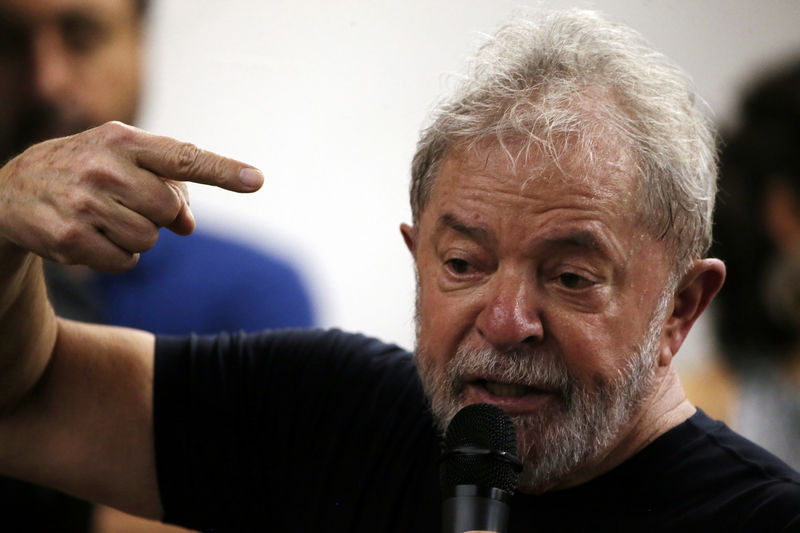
[691,57,800,470]
[0,0,315,531]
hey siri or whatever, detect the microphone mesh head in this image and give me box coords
[440,403,520,493]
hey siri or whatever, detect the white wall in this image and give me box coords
[138,0,800,360]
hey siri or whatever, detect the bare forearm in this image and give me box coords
[0,243,57,414]
[0,318,162,519]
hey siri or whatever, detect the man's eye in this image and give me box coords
[60,16,105,54]
[558,272,592,289]
[445,258,473,275]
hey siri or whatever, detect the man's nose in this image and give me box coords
[475,270,544,351]
[30,30,72,102]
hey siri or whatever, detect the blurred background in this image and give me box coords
[139,0,800,360]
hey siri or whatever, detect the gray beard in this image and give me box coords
[414,292,669,493]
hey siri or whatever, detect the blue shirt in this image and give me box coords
[93,229,315,334]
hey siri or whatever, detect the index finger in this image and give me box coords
[131,128,263,192]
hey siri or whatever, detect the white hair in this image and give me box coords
[410,8,718,271]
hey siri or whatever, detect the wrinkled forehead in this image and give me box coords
[435,133,640,209]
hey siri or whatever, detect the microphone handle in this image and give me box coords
[442,485,512,533]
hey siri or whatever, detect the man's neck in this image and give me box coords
[554,366,694,491]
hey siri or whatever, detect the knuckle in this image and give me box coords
[174,181,190,202]
[170,142,201,177]
[95,121,136,146]
[98,120,130,135]
[65,189,99,218]
[50,221,85,258]
[148,188,182,228]
[140,226,160,250]
[165,180,186,213]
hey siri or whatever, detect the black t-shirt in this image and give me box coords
[154,329,800,532]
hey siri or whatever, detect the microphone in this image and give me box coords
[439,403,522,533]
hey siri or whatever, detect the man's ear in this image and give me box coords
[400,223,416,255]
[659,258,726,366]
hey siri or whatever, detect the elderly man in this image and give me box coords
[0,8,798,533]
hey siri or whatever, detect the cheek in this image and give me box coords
[416,280,449,355]
[549,314,635,385]
[415,271,473,369]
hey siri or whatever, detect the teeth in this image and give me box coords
[484,381,533,398]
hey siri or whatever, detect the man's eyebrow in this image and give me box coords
[541,230,612,255]
[434,213,495,245]
[58,9,105,30]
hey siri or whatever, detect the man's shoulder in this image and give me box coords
[637,409,800,526]
[538,409,800,530]
[678,409,800,484]
[221,328,413,360]
[157,328,417,384]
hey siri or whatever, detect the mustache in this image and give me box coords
[445,344,575,400]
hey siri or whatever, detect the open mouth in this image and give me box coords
[480,380,537,398]
[464,379,558,415]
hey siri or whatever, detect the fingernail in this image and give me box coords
[239,167,264,189]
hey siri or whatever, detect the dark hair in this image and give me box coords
[711,56,800,370]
